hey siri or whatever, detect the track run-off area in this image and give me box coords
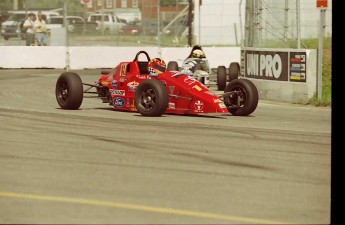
[0,69,331,224]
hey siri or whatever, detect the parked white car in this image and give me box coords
[87,14,126,33]
[47,16,83,32]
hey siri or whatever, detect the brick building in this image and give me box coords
[83,0,188,23]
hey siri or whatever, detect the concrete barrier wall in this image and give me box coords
[68,47,159,69]
[0,46,317,103]
[0,46,241,69]
[0,46,67,68]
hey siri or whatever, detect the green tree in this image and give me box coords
[0,0,13,11]
[1,0,85,16]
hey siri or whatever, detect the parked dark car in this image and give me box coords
[119,21,142,35]
[0,13,26,40]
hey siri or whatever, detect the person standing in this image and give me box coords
[35,11,48,46]
[23,13,36,46]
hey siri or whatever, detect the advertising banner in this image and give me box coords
[241,48,307,82]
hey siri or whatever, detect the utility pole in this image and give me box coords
[158,0,161,57]
[315,0,328,100]
[187,0,193,46]
[101,0,105,36]
[239,0,243,47]
[63,0,69,70]
[296,0,301,48]
[24,0,28,15]
[113,0,119,45]
[13,0,18,10]
[253,0,258,47]
[317,6,327,100]
[245,0,255,47]
[194,0,200,45]
[284,0,289,42]
[258,0,262,46]
[198,0,201,45]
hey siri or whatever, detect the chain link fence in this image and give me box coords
[0,0,191,47]
[244,0,332,48]
[0,0,332,48]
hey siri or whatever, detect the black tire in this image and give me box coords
[223,79,258,116]
[55,72,83,110]
[217,66,227,91]
[135,80,168,117]
[229,62,240,81]
[167,61,179,71]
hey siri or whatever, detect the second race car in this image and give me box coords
[167,45,242,91]
[167,45,212,87]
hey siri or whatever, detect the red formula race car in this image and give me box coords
[55,51,259,117]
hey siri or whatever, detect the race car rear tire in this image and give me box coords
[135,80,168,117]
[229,62,240,81]
[217,66,227,91]
[224,79,258,116]
[55,72,83,110]
[167,61,179,71]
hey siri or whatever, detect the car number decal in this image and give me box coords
[120,63,127,76]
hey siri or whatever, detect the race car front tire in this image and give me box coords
[135,80,169,117]
[224,79,258,116]
[55,72,83,110]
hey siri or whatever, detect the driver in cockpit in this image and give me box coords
[147,58,167,76]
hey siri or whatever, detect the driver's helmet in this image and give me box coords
[148,58,166,76]
[191,49,205,58]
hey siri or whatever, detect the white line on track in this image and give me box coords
[0,191,287,224]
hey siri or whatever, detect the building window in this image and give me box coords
[106,0,112,8]
[97,0,102,6]
[121,0,127,8]
[132,0,138,8]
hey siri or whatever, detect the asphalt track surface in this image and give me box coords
[0,69,331,224]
